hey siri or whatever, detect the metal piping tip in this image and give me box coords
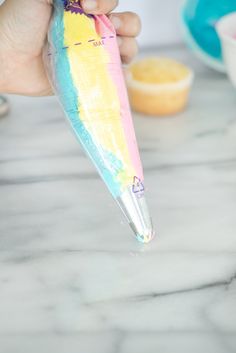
[116,184,155,244]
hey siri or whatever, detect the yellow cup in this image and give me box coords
[127,57,194,116]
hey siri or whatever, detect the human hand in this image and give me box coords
[0,0,141,96]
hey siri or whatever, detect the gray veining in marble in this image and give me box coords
[0,46,236,353]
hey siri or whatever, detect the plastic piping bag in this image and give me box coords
[44,0,155,243]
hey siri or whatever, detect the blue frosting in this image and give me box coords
[182,0,236,60]
[50,6,122,197]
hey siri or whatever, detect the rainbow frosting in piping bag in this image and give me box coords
[44,0,155,243]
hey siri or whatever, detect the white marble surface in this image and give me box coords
[0,47,236,353]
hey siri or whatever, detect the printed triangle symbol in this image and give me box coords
[132,176,145,194]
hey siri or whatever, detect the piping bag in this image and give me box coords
[44,0,155,243]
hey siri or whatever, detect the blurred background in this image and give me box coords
[0,1,236,353]
[117,0,183,47]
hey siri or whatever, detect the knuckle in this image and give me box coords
[122,38,138,57]
[103,0,119,12]
[133,14,142,35]
[128,12,142,34]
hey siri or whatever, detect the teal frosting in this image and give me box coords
[182,0,236,61]
[50,5,123,197]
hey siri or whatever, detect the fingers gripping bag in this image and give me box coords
[44,0,155,243]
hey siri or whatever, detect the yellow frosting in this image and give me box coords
[64,11,135,184]
[130,57,191,84]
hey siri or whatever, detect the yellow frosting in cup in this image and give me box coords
[130,57,191,84]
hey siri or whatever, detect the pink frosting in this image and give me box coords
[95,15,144,181]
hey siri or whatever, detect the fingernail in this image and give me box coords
[117,36,122,46]
[110,15,122,30]
[83,0,97,11]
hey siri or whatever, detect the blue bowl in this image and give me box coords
[181,0,236,71]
